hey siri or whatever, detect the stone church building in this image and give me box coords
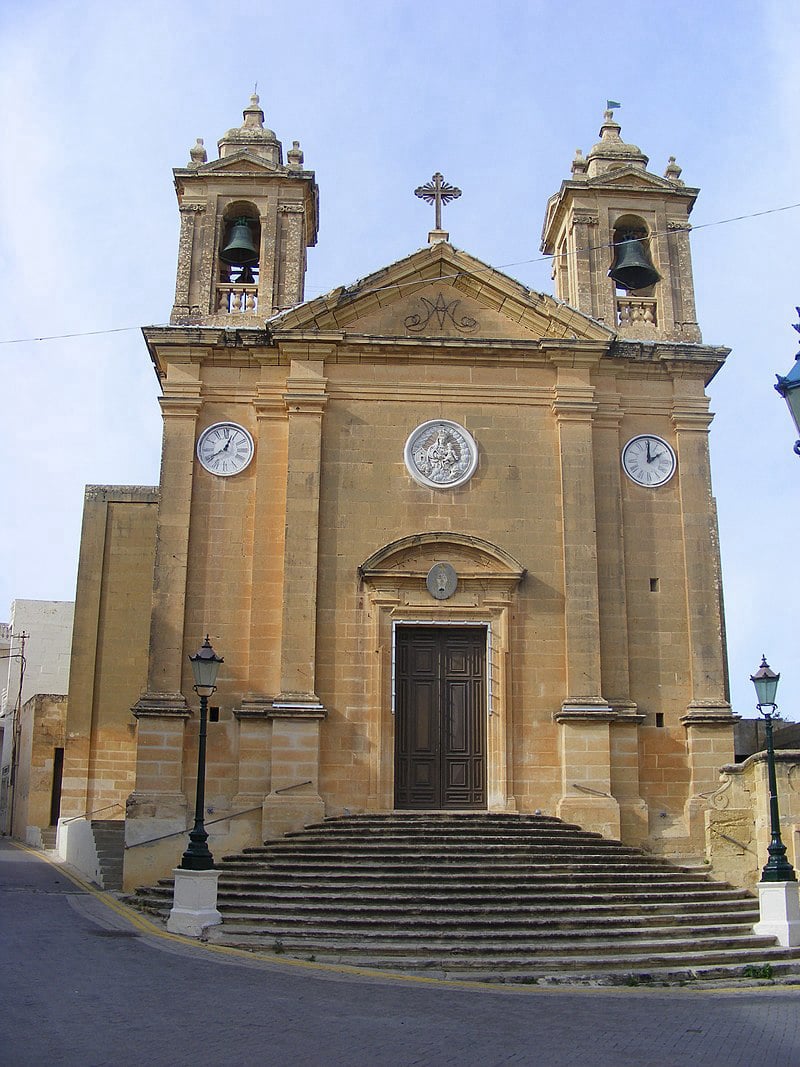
[60,97,737,891]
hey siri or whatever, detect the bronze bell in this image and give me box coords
[220,217,259,267]
[608,232,660,291]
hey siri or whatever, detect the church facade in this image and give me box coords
[60,98,737,890]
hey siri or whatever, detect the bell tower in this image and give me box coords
[541,110,701,343]
[170,94,319,325]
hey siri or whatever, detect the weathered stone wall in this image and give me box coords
[62,487,157,828]
[706,750,800,889]
[12,693,66,841]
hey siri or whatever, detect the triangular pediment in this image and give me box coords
[270,243,612,344]
[586,167,691,193]
[180,151,285,177]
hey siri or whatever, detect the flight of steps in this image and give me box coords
[128,813,800,984]
[91,820,125,890]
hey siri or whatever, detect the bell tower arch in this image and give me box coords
[541,110,701,343]
[169,94,319,326]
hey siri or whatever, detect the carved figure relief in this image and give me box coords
[404,420,478,489]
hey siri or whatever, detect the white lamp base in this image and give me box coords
[753,880,800,947]
[166,868,223,937]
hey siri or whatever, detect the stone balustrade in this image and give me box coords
[216,284,258,314]
[616,296,657,328]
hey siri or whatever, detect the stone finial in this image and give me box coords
[218,93,282,164]
[287,140,304,169]
[665,155,683,184]
[571,148,588,178]
[242,93,265,129]
[189,138,207,166]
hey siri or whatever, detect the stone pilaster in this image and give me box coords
[278,359,327,702]
[671,383,731,715]
[555,708,621,840]
[232,700,272,810]
[146,377,202,697]
[552,358,606,710]
[125,696,190,890]
[275,203,307,312]
[568,212,601,321]
[262,706,326,840]
[170,203,204,324]
[247,382,287,697]
[664,221,701,344]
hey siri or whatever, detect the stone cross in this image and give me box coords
[414,173,461,232]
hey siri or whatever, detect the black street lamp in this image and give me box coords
[774,309,800,456]
[180,635,224,871]
[750,656,797,883]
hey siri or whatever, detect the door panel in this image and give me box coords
[395,627,487,809]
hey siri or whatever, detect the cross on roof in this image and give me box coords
[414,172,461,233]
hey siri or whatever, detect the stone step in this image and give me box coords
[126,812,800,983]
[131,882,755,914]
[237,840,657,857]
[214,866,726,887]
[212,913,763,939]
[204,926,780,958]
[219,859,712,879]
[273,830,618,845]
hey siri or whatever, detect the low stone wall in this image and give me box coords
[705,750,800,889]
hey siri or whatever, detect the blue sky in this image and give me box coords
[1,0,798,720]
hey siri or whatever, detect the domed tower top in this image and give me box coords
[217,93,283,166]
[541,109,701,343]
[582,109,649,178]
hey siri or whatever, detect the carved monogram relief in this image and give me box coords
[404,420,479,489]
[404,291,479,335]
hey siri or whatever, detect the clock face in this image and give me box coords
[196,422,254,477]
[621,435,676,487]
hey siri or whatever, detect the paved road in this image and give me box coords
[1,839,800,1067]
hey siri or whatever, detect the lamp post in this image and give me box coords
[774,309,800,456]
[180,635,223,871]
[749,656,796,883]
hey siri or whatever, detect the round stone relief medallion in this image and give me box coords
[426,562,458,600]
[404,420,478,489]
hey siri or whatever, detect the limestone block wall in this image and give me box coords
[62,487,157,825]
[12,693,66,841]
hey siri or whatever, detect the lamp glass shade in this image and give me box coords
[189,635,223,691]
[775,360,800,437]
[750,656,780,708]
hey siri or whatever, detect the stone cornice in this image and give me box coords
[132,693,190,719]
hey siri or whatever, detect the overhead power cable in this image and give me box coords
[1,200,798,347]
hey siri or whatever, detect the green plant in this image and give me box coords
[742,963,774,980]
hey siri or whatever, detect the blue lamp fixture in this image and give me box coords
[774,310,800,456]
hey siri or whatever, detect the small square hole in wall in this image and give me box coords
[650,577,660,592]
[655,712,665,728]
[209,706,220,723]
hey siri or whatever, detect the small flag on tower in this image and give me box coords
[607,100,621,110]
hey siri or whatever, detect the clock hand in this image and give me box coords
[646,440,653,464]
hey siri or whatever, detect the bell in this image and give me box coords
[220,217,259,267]
[608,233,660,291]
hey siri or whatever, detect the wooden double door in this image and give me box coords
[394,626,487,809]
